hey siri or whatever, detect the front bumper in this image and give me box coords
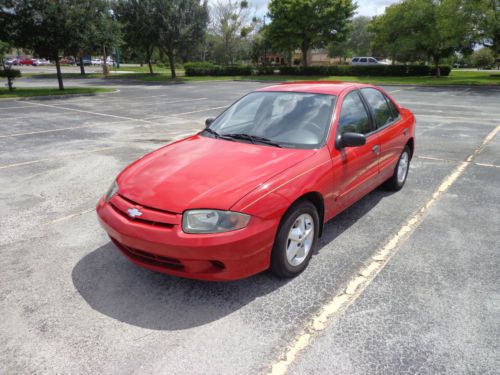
[96,196,278,281]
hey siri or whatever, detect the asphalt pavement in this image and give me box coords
[0,78,499,374]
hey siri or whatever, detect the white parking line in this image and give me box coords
[0,105,40,111]
[417,155,500,169]
[268,125,500,375]
[23,101,158,124]
[47,209,95,224]
[0,122,115,139]
[0,146,125,170]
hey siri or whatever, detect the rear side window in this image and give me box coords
[352,58,359,62]
[385,96,400,119]
[361,88,393,128]
[338,91,371,134]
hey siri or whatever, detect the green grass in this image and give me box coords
[128,69,500,86]
[17,68,500,86]
[0,87,115,98]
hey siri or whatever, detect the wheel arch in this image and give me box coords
[406,137,414,159]
[287,192,325,237]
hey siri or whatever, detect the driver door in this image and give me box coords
[331,90,380,210]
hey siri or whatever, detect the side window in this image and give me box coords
[385,96,400,120]
[360,58,367,63]
[368,58,377,63]
[361,88,393,128]
[338,91,372,135]
[352,57,359,62]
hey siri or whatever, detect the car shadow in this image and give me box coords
[72,187,394,331]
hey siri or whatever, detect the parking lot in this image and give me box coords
[1,79,499,374]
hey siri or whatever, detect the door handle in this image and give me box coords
[403,128,409,136]
[372,145,380,155]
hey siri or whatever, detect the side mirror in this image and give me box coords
[336,132,366,148]
[205,118,215,128]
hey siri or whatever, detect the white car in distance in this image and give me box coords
[350,57,386,65]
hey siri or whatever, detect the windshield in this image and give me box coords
[204,91,336,149]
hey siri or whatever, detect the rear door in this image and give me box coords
[332,90,380,210]
[360,88,406,181]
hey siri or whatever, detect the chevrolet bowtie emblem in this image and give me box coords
[127,208,143,218]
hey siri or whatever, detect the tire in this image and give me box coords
[270,200,319,278]
[384,146,411,191]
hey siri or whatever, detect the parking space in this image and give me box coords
[1,81,499,374]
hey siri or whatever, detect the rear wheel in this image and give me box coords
[270,200,319,278]
[384,146,411,191]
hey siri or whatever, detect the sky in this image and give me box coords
[209,0,399,18]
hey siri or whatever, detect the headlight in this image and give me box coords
[182,209,251,234]
[104,180,118,202]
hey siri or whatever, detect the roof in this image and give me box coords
[257,81,368,96]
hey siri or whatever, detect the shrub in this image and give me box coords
[471,48,495,69]
[183,62,252,76]
[256,66,276,75]
[184,62,217,76]
[0,68,21,91]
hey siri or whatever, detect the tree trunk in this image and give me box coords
[79,56,86,75]
[148,60,154,75]
[7,77,13,91]
[167,51,176,79]
[102,46,109,76]
[55,58,64,90]
[301,41,309,67]
[434,56,441,77]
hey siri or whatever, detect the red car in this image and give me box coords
[19,58,35,65]
[97,82,415,281]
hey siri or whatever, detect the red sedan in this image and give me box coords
[97,82,415,281]
[18,58,35,65]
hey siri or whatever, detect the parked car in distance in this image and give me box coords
[5,58,19,65]
[350,57,386,65]
[91,58,103,66]
[97,82,415,281]
[19,58,35,65]
[74,58,90,66]
[32,58,51,66]
[60,57,76,65]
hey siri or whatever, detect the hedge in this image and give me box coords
[183,62,451,77]
[279,64,451,77]
[184,62,252,76]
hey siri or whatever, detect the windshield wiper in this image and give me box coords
[203,127,221,138]
[221,133,282,148]
[203,128,237,142]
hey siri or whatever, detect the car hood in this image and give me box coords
[117,134,316,213]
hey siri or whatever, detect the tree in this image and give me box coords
[267,0,356,67]
[471,47,496,68]
[348,16,373,56]
[328,16,373,62]
[2,0,88,89]
[115,0,159,74]
[64,0,119,74]
[474,0,500,55]
[210,1,258,64]
[370,0,477,76]
[155,0,209,78]
[2,0,120,85]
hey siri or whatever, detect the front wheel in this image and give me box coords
[270,200,319,278]
[384,146,411,191]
